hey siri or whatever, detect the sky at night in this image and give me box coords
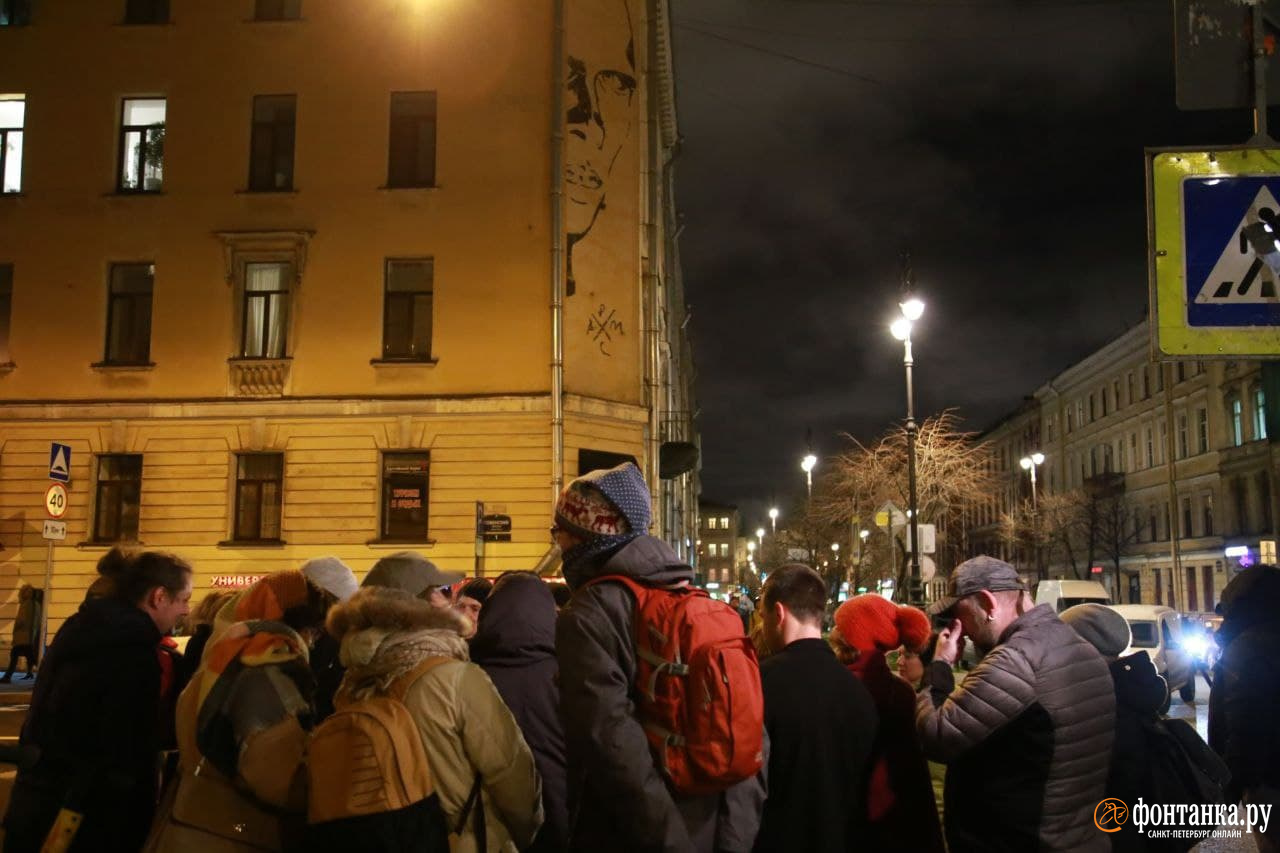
[671,0,1257,520]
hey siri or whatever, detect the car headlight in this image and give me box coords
[1181,634,1209,661]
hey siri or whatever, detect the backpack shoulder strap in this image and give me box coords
[387,656,455,703]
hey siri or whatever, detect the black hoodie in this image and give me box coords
[471,573,568,853]
[3,596,163,852]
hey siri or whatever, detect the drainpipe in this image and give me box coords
[643,0,663,527]
[550,0,566,504]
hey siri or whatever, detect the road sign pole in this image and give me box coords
[1253,0,1274,145]
[40,540,53,663]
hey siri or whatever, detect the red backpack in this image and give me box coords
[585,574,765,796]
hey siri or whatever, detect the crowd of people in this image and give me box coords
[0,460,1276,853]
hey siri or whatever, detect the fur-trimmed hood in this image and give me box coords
[328,588,469,697]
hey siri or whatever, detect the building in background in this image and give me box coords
[0,0,697,635]
[696,500,738,586]
[972,320,1275,612]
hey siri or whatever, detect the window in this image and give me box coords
[0,0,30,26]
[0,263,10,364]
[1203,493,1214,537]
[1129,621,1157,648]
[1145,426,1154,468]
[124,0,168,24]
[0,96,24,193]
[1233,477,1248,535]
[1182,497,1193,538]
[1163,502,1171,541]
[1112,379,1121,411]
[1115,438,1124,473]
[1159,420,1168,464]
[117,98,165,192]
[1089,393,1096,421]
[1127,372,1135,406]
[1231,398,1244,447]
[1255,386,1267,440]
[1260,471,1273,532]
[104,263,154,364]
[249,95,296,191]
[1065,406,1073,433]
[1148,507,1158,543]
[382,259,433,360]
[1156,365,1164,393]
[1177,413,1188,460]
[387,92,437,188]
[1128,432,1137,471]
[255,0,300,20]
[1142,367,1150,399]
[94,454,142,542]
[233,453,283,541]
[720,516,730,528]
[241,262,290,358]
[1197,407,1209,454]
[1176,362,1186,383]
[1076,399,1085,428]
[381,452,430,540]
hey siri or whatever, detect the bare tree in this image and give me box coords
[815,410,999,599]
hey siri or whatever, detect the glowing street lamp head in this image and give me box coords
[801,454,817,474]
[756,527,765,540]
[900,298,925,321]
[1020,456,1032,470]
[830,542,839,552]
[768,507,779,521]
[1031,452,1045,466]
[890,317,912,341]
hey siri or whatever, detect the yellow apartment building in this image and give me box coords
[0,0,699,634]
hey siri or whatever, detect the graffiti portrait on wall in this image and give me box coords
[565,0,636,297]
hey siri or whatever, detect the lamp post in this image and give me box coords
[756,527,765,562]
[801,454,817,499]
[890,297,925,604]
[768,506,779,534]
[1019,452,1045,509]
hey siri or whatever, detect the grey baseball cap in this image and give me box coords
[362,551,464,596]
[929,555,1025,617]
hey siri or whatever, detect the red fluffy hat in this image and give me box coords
[834,593,931,654]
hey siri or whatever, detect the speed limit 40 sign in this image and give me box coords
[45,483,68,519]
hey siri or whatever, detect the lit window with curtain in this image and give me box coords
[117,98,165,192]
[1254,387,1267,440]
[0,96,24,193]
[241,262,290,358]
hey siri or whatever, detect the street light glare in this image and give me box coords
[900,298,925,321]
[768,507,779,520]
[801,454,817,473]
[890,317,912,341]
[756,527,765,539]
[1020,457,1032,470]
[1031,452,1045,465]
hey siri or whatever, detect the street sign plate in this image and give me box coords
[44,483,67,519]
[1149,148,1280,356]
[41,520,66,541]
[1173,0,1280,111]
[48,442,71,483]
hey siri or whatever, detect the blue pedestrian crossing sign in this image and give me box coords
[1150,148,1280,357]
[48,443,71,483]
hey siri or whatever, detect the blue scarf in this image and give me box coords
[562,532,642,590]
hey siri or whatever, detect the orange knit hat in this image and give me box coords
[235,571,310,622]
[833,593,931,654]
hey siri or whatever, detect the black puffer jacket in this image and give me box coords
[3,597,163,853]
[916,604,1115,853]
[1106,652,1169,852]
[1209,564,1280,802]
[471,573,568,853]
[556,536,767,853]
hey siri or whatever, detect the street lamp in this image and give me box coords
[768,506,779,534]
[756,527,765,557]
[1019,452,1045,508]
[890,297,924,604]
[801,454,817,498]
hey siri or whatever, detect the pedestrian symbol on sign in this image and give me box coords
[48,443,71,483]
[1194,185,1280,305]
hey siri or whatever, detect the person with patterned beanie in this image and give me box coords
[552,463,765,852]
[831,594,945,852]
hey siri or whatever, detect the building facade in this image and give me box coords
[696,500,738,586]
[0,0,698,634]
[973,320,1275,612]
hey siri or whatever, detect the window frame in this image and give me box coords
[116,97,166,193]
[239,261,292,359]
[103,262,155,365]
[0,0,31,26]
[93,453,143,543]
[381,258,434,361]
[231,452,284,543]
[1231,397,1244,447]
[379,451,431,542]
[1254,386,1267,441]
[247,94,297,192]
[0,95,25,194]
[123,0,169,25]
[386,91,438,189]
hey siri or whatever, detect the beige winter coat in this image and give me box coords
[332,590,544,853]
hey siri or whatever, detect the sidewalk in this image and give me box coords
[0,677,35,706]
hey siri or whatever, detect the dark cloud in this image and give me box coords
[673,0,1248,520]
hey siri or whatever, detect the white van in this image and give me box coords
[1034,579,1110,614]
[1109,604,1195,705]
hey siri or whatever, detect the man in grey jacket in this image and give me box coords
[916,556,1115,853]
[554,463,766,853]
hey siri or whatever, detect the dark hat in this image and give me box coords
[1060,603,1131,657]
[929,555,1025,617]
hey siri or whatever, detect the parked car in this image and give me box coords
[1109,604,1196,709]
[1035,579,1110,613]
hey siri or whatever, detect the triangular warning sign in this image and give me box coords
[1195,186,1280,304]
[50,447,69,477]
